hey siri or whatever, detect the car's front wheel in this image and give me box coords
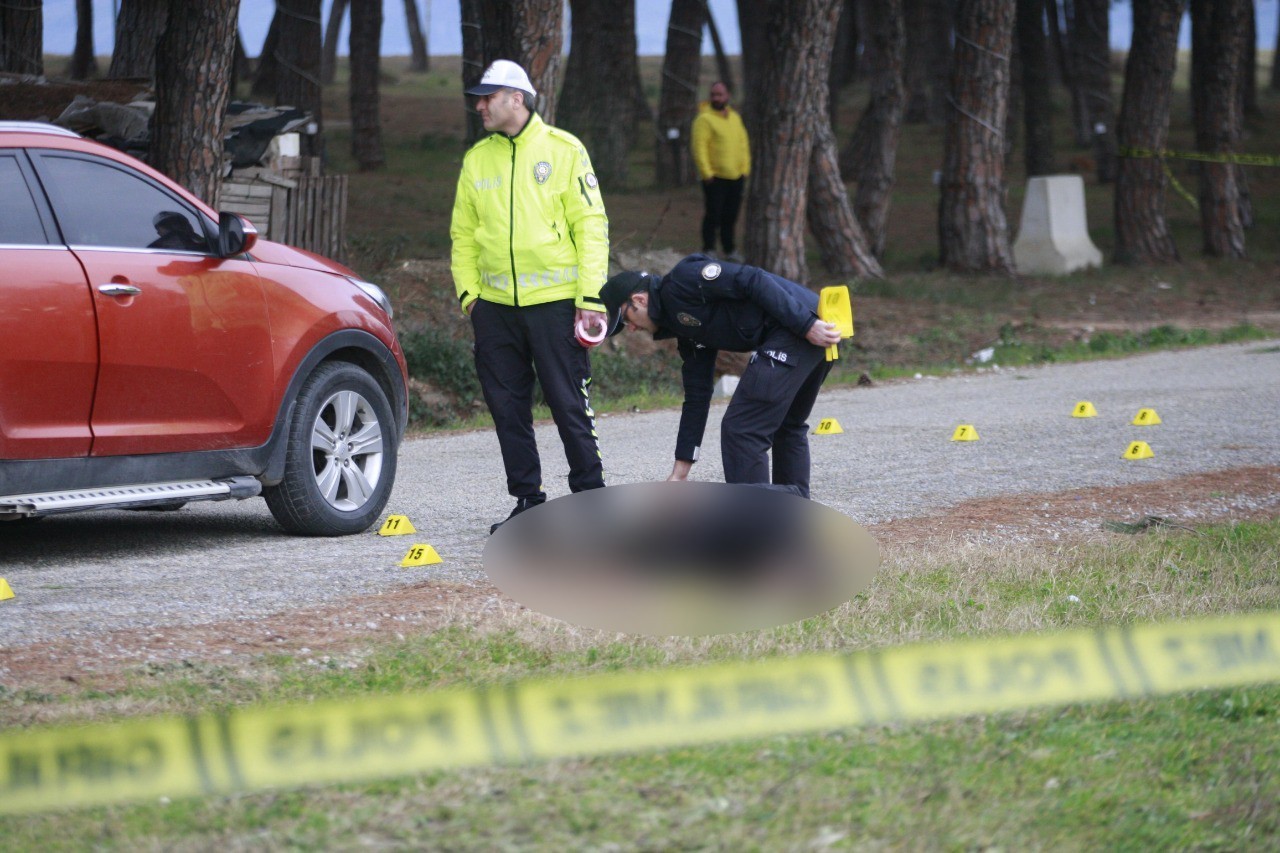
[264,361,398,536]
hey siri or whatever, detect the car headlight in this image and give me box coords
[347,276,394,319]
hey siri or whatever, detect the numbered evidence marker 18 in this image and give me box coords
[1132,408,1162,426]
[400,544,443,567]
[951,424,980,442]
[1072,401,1098,418]
[1123,441,1154,460]
[378,515,416,536]
[813,418,844,435]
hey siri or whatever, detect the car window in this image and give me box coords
[0,155,49,245]
[38,154,211,253]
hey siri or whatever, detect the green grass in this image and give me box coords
[3,521,1278,847]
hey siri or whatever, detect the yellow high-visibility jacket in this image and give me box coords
[451,113,610,313]
[690,102,751,182]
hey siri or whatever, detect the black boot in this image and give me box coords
[490,494,546,535]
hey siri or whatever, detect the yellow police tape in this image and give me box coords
[3,611,1279,815]
[1118,146,1280,167]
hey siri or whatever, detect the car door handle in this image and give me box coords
[98,284,142,296]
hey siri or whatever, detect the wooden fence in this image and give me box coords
[218,170,348,263]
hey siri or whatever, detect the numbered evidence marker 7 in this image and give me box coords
[400,545,443,567]
[951,424,979,442]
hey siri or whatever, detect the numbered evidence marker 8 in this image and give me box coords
[1072,401,1098,418]
[1132,408,1161,426]
[813,418,844,435]
[951,424,979,442]
[378,515,416,536]
[400,544,443,567]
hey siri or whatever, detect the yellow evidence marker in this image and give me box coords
[400,544,443,567]
[818,285,854,362]
[1132,408,1162,426]
[1072,401,1098,418]
[0,577,13,601]
[951,424,979,441]
[1123,441,1155,460]
[378,514,416,536]
[813,418,844,435]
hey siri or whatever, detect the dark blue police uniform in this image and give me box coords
[646,254,834,498]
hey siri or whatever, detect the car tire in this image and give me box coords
[264,361,398,536]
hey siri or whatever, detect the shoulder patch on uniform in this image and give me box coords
[701,262,722,281]
[677,312,702,327]
[584,173,598,189]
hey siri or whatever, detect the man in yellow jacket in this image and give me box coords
[690,81,750,261]
[451,60,611,533]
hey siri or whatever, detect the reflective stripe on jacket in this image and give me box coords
[690,102,751,181]
[450,113,610,312]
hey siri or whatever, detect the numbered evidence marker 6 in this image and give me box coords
[378,515,417,536]
[400,544,443,567]
[813,418,844,435]
[951,424,980,442]
[1132,408,1162,426]
[1123,441,1154,460]
[1072,401,1098,418]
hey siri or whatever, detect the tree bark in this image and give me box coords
[460,0,565,142]
[742,0,877,281]
[349,0,383,171]
[1073,0,1116,181]
[276,0,323,134]
[828,0,859,120]
[904,0,931,122]
[405,0,430,72]
[736,0,770,120]
[1242,0,1257,117]
[938,0,1015,273]
[152,0,240,206]
[1114,0,1184,264]
[0,0,42,75]
[559,0,640,186]
[109,0,166,79]
[924,0,955,125]
[703,0,736,95]
[69,0,98,79]
[841,0,905,259]
[809,118,883,277]
[321,0,348,85]
[1191,0,1247,258]
[1017,0,1055,176]
[656,0,706,187]
[252,9,281,97]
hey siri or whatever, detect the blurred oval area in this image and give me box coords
[484,483,880,636]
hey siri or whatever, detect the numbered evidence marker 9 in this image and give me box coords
[378,515,416,536]
[813,418,844,435]
[400,544,443,567]
[1123,441,1154,460]
[951,424,979,442]
[1132,408,1162,426]
[1072,401,1098,418]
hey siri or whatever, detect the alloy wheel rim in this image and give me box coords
[310,389,385,511]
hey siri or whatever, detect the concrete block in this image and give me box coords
[1012,175,1103,275]
[713,374,739,399]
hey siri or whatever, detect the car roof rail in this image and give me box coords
[0,121,81,138]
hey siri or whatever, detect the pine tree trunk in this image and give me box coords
[808,119,883,277]
[844,0,905,259]
[461,0,565,142]
[736,0,769,120]
[1192,0,1247,258]
[69,0,98,79]
[1242,1,1258,116]
[656,0,705,187]
[704,1,736,95]
[350,0,383,171]
[1114,0,1183,264]
[1017,0,1055,176]
[0,1,42,75]
[559,0,640,186]
[1074,0,1116,181]
[321,0,348,85]
[152,0,240,206]
[276,0,323,133]
[938,0,1015,273]
[405,0,429,72]
[1058,1,1093,146]
[109,0,167,79]
[904,0,932,123]
[925,0,955,125]
[252,10,281,97]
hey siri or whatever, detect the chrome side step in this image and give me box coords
[0,477,262,518]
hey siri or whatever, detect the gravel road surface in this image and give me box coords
[2,340,1278,649]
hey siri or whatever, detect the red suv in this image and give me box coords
[0,122,408,535]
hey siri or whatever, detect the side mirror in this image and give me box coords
[217,211,258,257]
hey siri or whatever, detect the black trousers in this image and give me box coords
[701,176,744,255]
[471,298,605,499]
[721,327,832,499]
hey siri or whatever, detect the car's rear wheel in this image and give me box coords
[264,361,398,536]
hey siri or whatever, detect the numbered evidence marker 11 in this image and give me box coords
[378,514,416,536]
[400,544,443,567]
[1123,441,1154,460]
[1072,401,1098,418]
[951,424,979,442]
[1132,408,1162,426]
[813,418,844,435]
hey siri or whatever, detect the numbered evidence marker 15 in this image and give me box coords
[951,424,979,442]
[1072,401,1098,418]
[378,515,416,536]
[400,545,443,567]
[813,418,844,435]
[1132,408,1161,426]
